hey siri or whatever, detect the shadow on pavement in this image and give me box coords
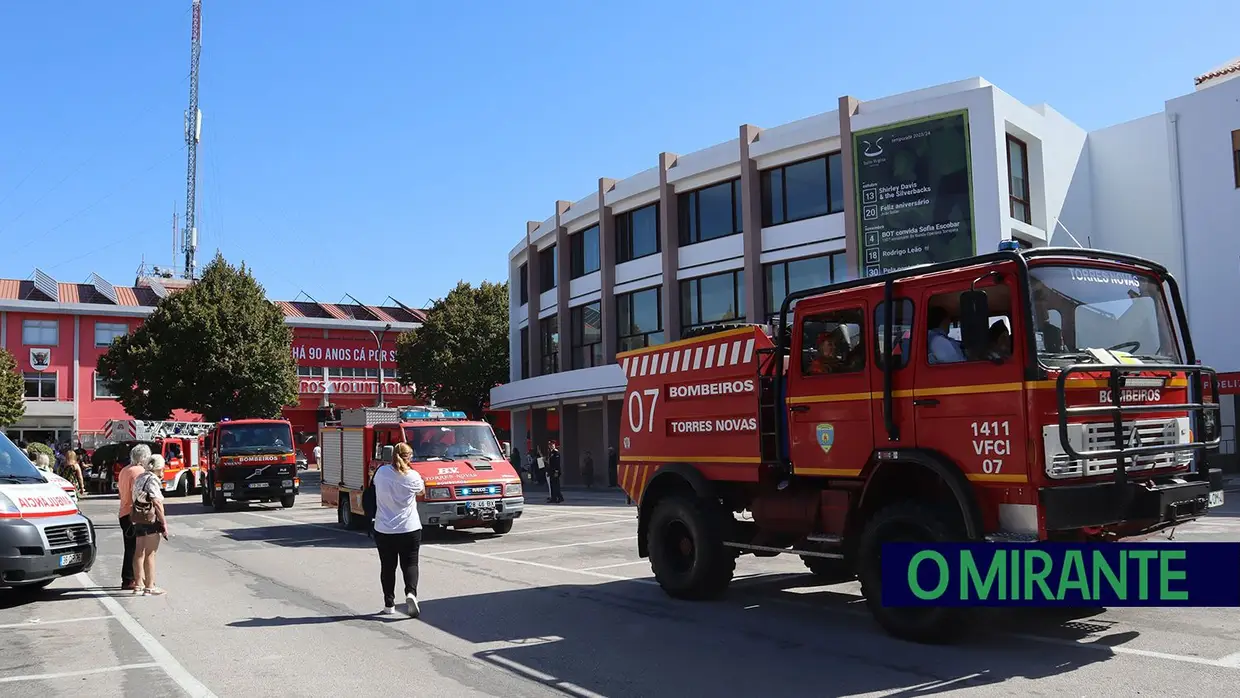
[227,612,410,628]
[220,525,375,550]
[0,585,129,610]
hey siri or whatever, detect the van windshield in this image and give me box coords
[404,425,504,462]
[219,424,294,456]
[0,433,44,481]
[1029,265,1181,367]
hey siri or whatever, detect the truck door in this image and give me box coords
[871,290,917,448]
[914,275,1027,488]
[786,301,874,477]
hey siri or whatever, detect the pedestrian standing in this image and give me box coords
[547,442,564,504]
[582,450,595,489]
[373,442,425,618]
[63,449,85,496]
[117,444,150,591]
[313,444,322,467]
[608,447,618,488]
[534,447,546,486]
[131,454,169,596]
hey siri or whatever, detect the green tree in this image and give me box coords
[97,253,299,421]
[395,280,509,418]
[0,349,25,428]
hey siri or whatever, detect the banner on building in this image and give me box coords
[298,378,413,396]
[291,338,398,368]
[853,109,975,278]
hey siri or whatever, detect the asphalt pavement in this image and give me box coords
[3,474,1240,697]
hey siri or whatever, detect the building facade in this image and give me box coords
[491,63,1240,481]
[0,270,423,459]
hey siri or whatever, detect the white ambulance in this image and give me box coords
[0,432,96,589]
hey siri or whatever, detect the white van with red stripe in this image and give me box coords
[0,433,95,589]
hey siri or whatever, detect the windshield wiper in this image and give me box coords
[414,456,451,462]
[0,475,46,483]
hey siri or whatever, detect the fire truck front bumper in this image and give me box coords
[419,497,525,527]
[219,479,300,501]
[1040,468,1224,533]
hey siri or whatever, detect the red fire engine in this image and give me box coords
[200,418,300,509]
[319,406,524,534]
[617,246,1224,644]
[101,420,213,497]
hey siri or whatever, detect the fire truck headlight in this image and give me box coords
[504,483,522,497]
[424,487,452,501]
[282,480,294,487]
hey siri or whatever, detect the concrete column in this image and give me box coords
[598,178,618,363]
[838,96,861,281]
[658,152,681,341]
[559,401,578,485]
[555,200,572,373]
[530,407,548,460]
[525,221,542,378]
[739,124,764,323]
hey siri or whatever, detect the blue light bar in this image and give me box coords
[998,240,1022,252]
[401,409,468,420]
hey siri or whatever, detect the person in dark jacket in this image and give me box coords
[581,450,594,489]
[546,442,563,503]
[607,447,618,488]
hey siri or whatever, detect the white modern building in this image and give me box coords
[491,59,1240,481]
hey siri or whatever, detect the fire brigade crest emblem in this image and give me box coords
[29,348,50,372]
[816,424,835,455]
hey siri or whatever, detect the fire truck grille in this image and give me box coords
[453,484,503,498]
[1049,418,1190,478]
[44,524,91,550]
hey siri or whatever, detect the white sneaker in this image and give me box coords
[379,606,396,615]
[405,594,420,618]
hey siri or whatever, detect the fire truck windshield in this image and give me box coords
[0,433,43,482]
[404,425,504,462]
[1029,265,1181,367]
[218,424,294,456]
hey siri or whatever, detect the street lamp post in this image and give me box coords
[369,323,392,407]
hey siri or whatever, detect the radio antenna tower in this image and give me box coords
[182,0,203,280]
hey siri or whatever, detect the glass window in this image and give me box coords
[760,153,844,227]
[615,203,660,263]
[1232,129,1240,189]
[926,286,1013,366]
[800,310,865,375]
[94,372,119,399]
[519,263,529,305]
[570,225,600,278]
[94,322,128,348]
[764,253,843,325]
[1007,135,1031,224]
[570,302,603,369]
[22,319,58,346]
[296,365,318,377]
[681,270,745,333]
[539,246,557,292]
[23,372,57,400]
[405,424,504,462]
[617,286,664,352]
[519,326,530,380]
[539,315,559,375]
[678,178,742,245]
[874,299,915,370]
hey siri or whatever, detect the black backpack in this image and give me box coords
[362,467,382,522]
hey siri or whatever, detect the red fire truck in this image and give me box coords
[320,406,524,534]
[200,418,300,509]
[617,246,1224,644]
[100,420,213,497]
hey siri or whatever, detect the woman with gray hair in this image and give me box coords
[131,453,170,595]
[118,444,151,591]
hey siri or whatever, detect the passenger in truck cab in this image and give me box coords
[927,306,966,364]
[988,320,1012,359]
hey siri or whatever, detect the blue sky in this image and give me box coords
[1,1,1236,308]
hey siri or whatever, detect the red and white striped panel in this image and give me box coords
[619,335,757,379]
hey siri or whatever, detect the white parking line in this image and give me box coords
[581,560,650,571]
[1009,632,1240,669]
[76,573,218,697]
[497,537,632,556]
[427,545,659,586]
[519,519,634,534]
[0,662,160,684]
[1218,651,1240,667]
[0,614,114,630]
[481,654,607,698]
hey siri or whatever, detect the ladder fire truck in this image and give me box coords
[101,420,214,497]
[320,406,524,534]
[617,245,1224,644]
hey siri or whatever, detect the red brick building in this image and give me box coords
[0,268,424,459]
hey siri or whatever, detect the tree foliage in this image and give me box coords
[0,349,24,428]
[97,253,299,421]
[395,280,509,417]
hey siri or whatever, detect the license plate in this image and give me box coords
[58,552,82,567]
[248,482,269,488]
[1209,490,1224,508]
[466,499,496,510]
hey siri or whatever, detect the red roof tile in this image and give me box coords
[58,283,80,303]
[1196,57,1240,86]
[275,301,303,317]
[0,279,19,300]
[368,306,397,323]
[319,303,351,321]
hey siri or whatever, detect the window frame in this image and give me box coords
[616,286,664,352]
[539,315,560,375]
[874,298,915,371]
[538,246,558,293]
[519,263,529,305]
[22,319,59,346]
[614,202,661,264]
[760,152,844,227]
[680,269,746,334]
[569,225,601,279]
[1231,129,1240,189]
[519,326,530,380]
[1006,135,1032,224]
[678,178,743,246]
[924,285,1015,368]
[569,301,603,369]
[763,252,843,325]
[23,371,57,401]
[94,322,128,348]
[93,371,119,400]
[797,308,867,377]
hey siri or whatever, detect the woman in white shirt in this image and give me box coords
[373,442,426,617]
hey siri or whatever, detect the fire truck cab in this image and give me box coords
[320,406,524,534]
[100,420,213,497]
[618,246,1224,644]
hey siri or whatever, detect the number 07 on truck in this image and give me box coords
[617,245,1224,644]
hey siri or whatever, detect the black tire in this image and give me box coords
[801,554,854,583]
[339,497,355,529]
[857,500,971,644]
[647,495,734,600]
[280,495,296,509]
[212,488,227,511]
[491,520,514,535]
[174,474,189,498]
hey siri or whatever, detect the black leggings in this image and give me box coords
[374,529,422,606]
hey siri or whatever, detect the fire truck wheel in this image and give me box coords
[200,482,211,507]
[339,498,356,529]
[212,488,228,511]
[857,500,970,644]
[174,475,189,498]
[800,555,854,582]
[491,520,514,535]
[647,495,734,600]
[280,495,296,509]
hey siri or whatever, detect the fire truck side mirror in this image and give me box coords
[958,290,991,361]
[380,445,395,463]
